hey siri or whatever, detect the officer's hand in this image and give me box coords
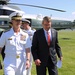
[26,60,30,69]
[60,56,63,61]
[35,59,41,66]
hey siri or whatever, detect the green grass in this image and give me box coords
[58,30,75,75]
[0,30,75,75]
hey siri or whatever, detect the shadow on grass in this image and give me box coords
[61,38,71,40]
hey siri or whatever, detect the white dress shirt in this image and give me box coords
[43,28,52,42]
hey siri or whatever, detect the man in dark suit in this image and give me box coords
[31,16,63,75]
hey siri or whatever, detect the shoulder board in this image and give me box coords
[4,29,10,33]
[31,28,36,31]
[22,29,28,33]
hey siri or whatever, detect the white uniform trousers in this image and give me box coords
[3,54,26,75]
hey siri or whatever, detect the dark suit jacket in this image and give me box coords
[31,28,62,66]
[0,60,2,69]
[0,31,5,60]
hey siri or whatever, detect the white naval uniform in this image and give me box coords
[23,27,36,75]
[0,28,31,75]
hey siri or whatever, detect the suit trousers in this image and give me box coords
[36,56,58,75]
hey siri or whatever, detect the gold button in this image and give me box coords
[16,55,20,58]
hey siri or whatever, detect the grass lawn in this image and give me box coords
[0,30,75,75]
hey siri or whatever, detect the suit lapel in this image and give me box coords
[41,28,55,46]
[41,29,48,45]
[50,28,55,46]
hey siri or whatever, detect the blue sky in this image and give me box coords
[10,0,75,20]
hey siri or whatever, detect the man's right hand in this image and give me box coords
[35,59,41,66]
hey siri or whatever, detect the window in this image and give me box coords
[0,9,14,15]
[0,21,8,25]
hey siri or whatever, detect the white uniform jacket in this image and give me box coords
[0,28,31,75]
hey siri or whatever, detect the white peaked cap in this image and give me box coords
[22,18,30,24]
[9,12,23,20]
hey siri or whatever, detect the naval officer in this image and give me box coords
[22,19,36,75]
[0,12,31,75]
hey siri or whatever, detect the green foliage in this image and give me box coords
[0,30,75,75]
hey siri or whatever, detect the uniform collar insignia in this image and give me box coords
[8,38,12,40]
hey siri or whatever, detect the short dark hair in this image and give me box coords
[42,16,51,23]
